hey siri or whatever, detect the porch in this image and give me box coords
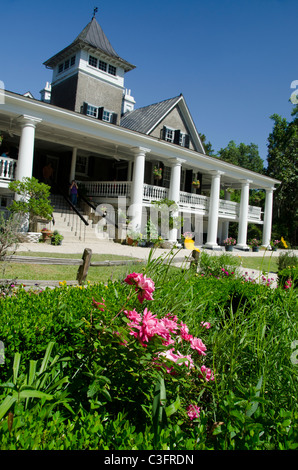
[79,180,263,223]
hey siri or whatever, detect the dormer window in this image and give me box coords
[161,126,190,148]
[82,102,117,124]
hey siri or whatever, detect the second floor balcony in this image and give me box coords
[80,181,263,223]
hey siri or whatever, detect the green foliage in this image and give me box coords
[0,251,297,450]
[277,250,298,271]
[266,111,298,245]
[51,230,64,246]
[217,140,264,174]
[8,177,53,231]
[0,213,20,262]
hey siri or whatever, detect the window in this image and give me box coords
[89,55,98,67]
[98,60,107,72]
[102,110,113,122]
[75,156,88,176]
[82,102,117,124]
[165,128,174,142]
[161,126,189,148]
[86,105,98,117]
[108,64,117,76]
[88,55,117,76]
[58,55,76,73]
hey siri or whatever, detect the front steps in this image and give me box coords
[48,195,113,244]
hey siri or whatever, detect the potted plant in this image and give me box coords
[153,166,162,180]
[223,237,236,251]
[41,227,53,242]
[270,239,280,251]
[249,238,260,252]
[8,177,53,242]
[192,179,200,189]
[126,230,141,246]
[51,230,64,246]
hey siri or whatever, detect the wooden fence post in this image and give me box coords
[76,248,92,284]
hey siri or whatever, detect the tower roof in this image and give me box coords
[44,17,135,72]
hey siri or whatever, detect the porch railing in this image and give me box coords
[80,181,132,198]
[0,157,17,181]
[81,181,262,222]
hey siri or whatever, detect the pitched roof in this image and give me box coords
[44,17,135,72]
[73,17,119,58]
[120,96,182,134]
[120,94,206,153]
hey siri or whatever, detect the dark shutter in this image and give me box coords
[97,107,104,120]
[111,113,118,125]
[82,102,88,115]
[184,134,190,148]
[174,130,181,145]
[161,126,167,140]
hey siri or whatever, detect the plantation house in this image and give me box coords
[0,15,280,248]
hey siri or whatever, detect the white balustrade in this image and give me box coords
[0,157,17,180]
[80,181,132,198]
[79,180,262,222]
[179,191,209,210]
[143,183,168,202]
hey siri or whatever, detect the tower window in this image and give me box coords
[89,55,98,67]
[58,55,76,73]
[108,64,117,76]
[98,60,107,72]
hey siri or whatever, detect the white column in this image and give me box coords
[168,158,183,242]
[130,147,150,231]
[221,188,231,242]
[205,171,223,249]
[16,115,42,181]
[236,179,251,250]
[69,147,77,182]
[262,188,274,249]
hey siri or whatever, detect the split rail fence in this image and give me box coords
[3,248,144,285]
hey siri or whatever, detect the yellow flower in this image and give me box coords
[281,236,288,249]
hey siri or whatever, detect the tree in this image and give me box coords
[199,133,214,155]
[266,109,298,245]
[8,177,54,232]
[217,140,264,174]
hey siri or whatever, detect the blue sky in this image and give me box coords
[1,0,298,164]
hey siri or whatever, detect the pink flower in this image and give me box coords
[180,322,193,341]
[187,404,200,420]
[190,336,207,355]
[199,365,214,382]
[137,308,169,345]
[200,321,211,329]
[92,297,106,311]
[124,272,155,303]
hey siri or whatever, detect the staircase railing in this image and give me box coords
[50,185,89,241]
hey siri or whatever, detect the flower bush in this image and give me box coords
[223,237,236,246]
[249,238,260,247]
[87,272,214,436]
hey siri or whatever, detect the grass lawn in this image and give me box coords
[1,251,145,282]
[238,254,278,273]
[0,250,279,283]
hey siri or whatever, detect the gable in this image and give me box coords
[121,94,206,154]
